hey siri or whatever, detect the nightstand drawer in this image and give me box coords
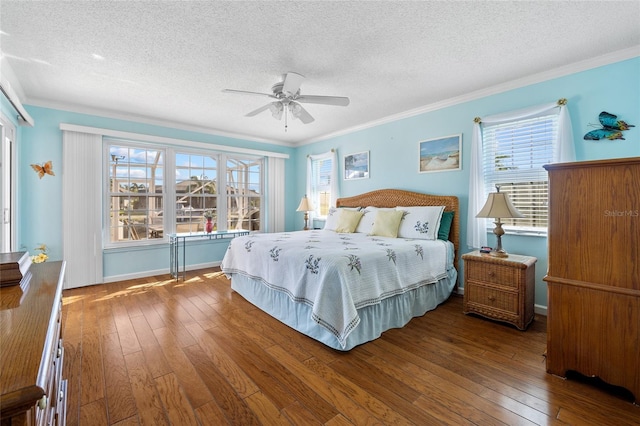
[466,262,518,288]
[466,283,518,314]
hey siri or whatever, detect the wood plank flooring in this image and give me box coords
[61,268,640,425]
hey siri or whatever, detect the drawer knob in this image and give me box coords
[488,271,496,277]
[488,296,496,302]
[37,396,47,409]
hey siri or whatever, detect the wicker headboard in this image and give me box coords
[336,188,460,270]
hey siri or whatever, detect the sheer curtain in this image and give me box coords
[467,99,575,249]
[306,150,338,219]
[266,156,285,233]
[62,130,103,288]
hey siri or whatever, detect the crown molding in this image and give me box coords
[298,46,640,146]
[24,98,297,148]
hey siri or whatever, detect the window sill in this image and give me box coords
[484,227,547,238]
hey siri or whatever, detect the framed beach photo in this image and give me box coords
[344,151,369,180]
[419,134,462,173]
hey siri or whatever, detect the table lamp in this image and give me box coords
[296,195,315,230]
[476,186,524,257]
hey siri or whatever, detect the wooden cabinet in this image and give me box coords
[1,261,67,425]
[544,157,640,404]
[462,251,536,330]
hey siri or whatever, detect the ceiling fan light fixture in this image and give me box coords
[289,102,302,120]
[269,102,283,120]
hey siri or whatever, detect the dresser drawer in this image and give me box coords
[466,282,519,315]
[467,261,519,288]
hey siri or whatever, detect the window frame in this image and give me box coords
[104,141,167,247]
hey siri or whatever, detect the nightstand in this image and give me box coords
[462,250,536,330]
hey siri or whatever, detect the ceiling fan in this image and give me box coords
[223,72,349,131]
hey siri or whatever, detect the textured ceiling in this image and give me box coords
[1,1,639,145]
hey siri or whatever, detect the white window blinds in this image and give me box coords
[482,114,557,230]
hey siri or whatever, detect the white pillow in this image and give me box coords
[395,206,445,240]
[355,206,396,234]
[324,207,360,231]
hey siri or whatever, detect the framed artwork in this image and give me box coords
[344,151,369,180]
[419,134,462,173]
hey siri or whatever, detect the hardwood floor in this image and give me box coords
[61,268,639,425]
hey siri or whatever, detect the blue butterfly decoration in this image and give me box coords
[584,111,635,141]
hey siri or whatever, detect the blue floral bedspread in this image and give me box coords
[221,229,453,348]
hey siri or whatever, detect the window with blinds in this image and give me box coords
[481,114,558,232]
[310,157,333,217]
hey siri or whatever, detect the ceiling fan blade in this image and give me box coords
[282,72,305,96]
[290,102,315,124]
[245,103,272,117]
[295,95,350,106]
[222,89,275,98]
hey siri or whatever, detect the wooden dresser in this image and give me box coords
[1,261,67,425]
[544,157,639,404]
[463,251,536,330]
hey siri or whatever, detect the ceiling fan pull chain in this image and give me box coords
[285,109,288,132]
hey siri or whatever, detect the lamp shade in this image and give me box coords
[476,191,523,219]
[296,196,315,212]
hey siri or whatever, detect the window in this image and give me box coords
[175,152,218,232]
[310,156,333,217]
[226,157,262,231]
[106,141,263,244]
[108,145,164,242]
[481,114,557,232]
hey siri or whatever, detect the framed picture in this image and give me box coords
[344,151,369,180]
[419,134,462,173]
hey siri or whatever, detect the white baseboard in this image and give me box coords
[102,261,222,284]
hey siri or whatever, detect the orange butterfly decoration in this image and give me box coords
[31,160,55,179]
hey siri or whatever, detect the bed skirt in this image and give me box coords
[229,267,457,351]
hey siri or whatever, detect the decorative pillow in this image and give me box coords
[324,207,359,231]
[369,209,404,238]
[438,211,455,241]
[334,209,364,233]
[395,206,445,240]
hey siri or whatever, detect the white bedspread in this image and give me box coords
[221,230,453,348]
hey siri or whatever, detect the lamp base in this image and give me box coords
[489,249,509,258]
[490,220,509,257]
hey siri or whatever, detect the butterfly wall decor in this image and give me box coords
[31,160,55,179]
[583,111,635,141]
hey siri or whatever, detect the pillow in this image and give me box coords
[324,207,359,231]
[369,209,404,238]
[438,211,455,241]
[334,209,364,233]
[396,206,445,240]
[355,206,395,234]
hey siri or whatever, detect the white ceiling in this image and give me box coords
[1,1,639,145]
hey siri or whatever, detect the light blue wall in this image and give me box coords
[9,57,639,305]
[16,106,295,279]
[296,57,640,308]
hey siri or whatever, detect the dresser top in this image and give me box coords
[543,156,640,171]
[0,261,65,411]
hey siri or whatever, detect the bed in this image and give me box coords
[221,189,460,351]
